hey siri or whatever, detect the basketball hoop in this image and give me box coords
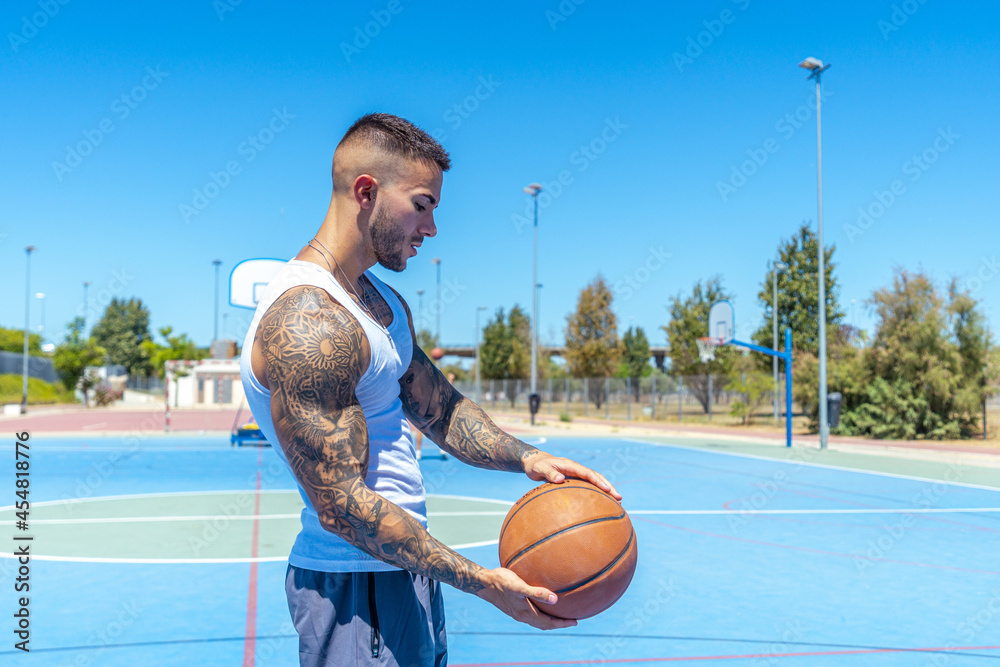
[696,337,722,363]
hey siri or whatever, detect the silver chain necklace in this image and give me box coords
[308,237,394,349]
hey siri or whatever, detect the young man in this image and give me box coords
[240,113,620,666]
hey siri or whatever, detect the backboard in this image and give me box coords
[229,258,286,309]
[707,300,735,343]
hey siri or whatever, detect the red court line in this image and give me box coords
[636,517,1000,576]
[242,449,263,667]
[450,644,1000,665]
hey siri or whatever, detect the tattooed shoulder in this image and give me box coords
[258,285,371,407]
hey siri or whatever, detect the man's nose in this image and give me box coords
[421,215,437,238]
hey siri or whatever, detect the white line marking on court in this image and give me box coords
[622,438,1000,494]
[427,494,513,506]
[0,489,299,512]
[0,554,290,564]
[0,514,302,525]
[629,508,1000,515]
[0,510,516,524]
[451,539,499,549]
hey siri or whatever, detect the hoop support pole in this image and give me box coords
[726,334,794,448]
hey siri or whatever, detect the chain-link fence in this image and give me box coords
[452,374,798,425]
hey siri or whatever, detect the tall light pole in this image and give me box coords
[415,289,425,333]
[475,305,487,403]
[35,293,46,337]
[431,258,442,344]
[83,281,91,332]
[523,183,542,396]
[212,259,222,342]
[536,283,543,351]
[22,246,35,413]
[800,56,831,449]
[772,261,786,420]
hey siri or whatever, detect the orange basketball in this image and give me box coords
[430,347,444,360]
[498,479,638,620]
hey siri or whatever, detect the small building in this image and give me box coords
[165,358,245,408]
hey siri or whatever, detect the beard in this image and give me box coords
[368,202,410,272]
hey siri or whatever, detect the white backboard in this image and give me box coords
[708,300,735,343]
[230,258,286,309]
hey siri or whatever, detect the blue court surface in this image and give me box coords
[2,434,999,666]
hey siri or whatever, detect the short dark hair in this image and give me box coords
[338,113,451,172]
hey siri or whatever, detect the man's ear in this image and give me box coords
[354,174,378,209]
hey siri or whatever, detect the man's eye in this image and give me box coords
[414,203,425,212]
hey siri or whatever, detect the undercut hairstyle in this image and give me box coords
[338,113,451,173]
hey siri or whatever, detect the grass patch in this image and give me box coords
[0,374,77,405]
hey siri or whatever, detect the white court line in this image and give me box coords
[629,507,1000,515]
[0,510,513,525]
[4,508,997,526]
[0,489,298,512]
[0,554,290,564]
[0,514,302,525]
[622,438,1000,493]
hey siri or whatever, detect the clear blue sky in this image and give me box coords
[3,1,998,354]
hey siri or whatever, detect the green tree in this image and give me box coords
[726,353,773,425]
[141,326,207,379]
[565,275,620,408]
[828,269,993,440]
[751,222,844,357]
[480,306,532,408]
[52,317,106,395]
[616,326,652,399]
[91,298,153,377]
[0,327,43,355]
[663,276,734,413]
[415,328,438,354]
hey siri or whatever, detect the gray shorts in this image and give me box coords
[285,565,447,667]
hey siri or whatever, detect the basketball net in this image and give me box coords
[696,337,721,363]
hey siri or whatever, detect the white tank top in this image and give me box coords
[240,258,424,572]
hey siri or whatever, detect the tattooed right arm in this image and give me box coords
[258,286,489,593]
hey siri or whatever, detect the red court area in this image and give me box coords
[1,407,240,434]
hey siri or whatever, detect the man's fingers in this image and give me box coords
[528,587,558,605]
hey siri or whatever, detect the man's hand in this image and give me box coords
[476,568,578,630]
[522,451,622,502]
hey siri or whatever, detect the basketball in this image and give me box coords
[498,479,638,620]
[430,347,444,360]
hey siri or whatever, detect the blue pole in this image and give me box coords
[785,327,793,448]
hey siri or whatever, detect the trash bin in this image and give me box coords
[528,393,541,415]
[827,392,843,429]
